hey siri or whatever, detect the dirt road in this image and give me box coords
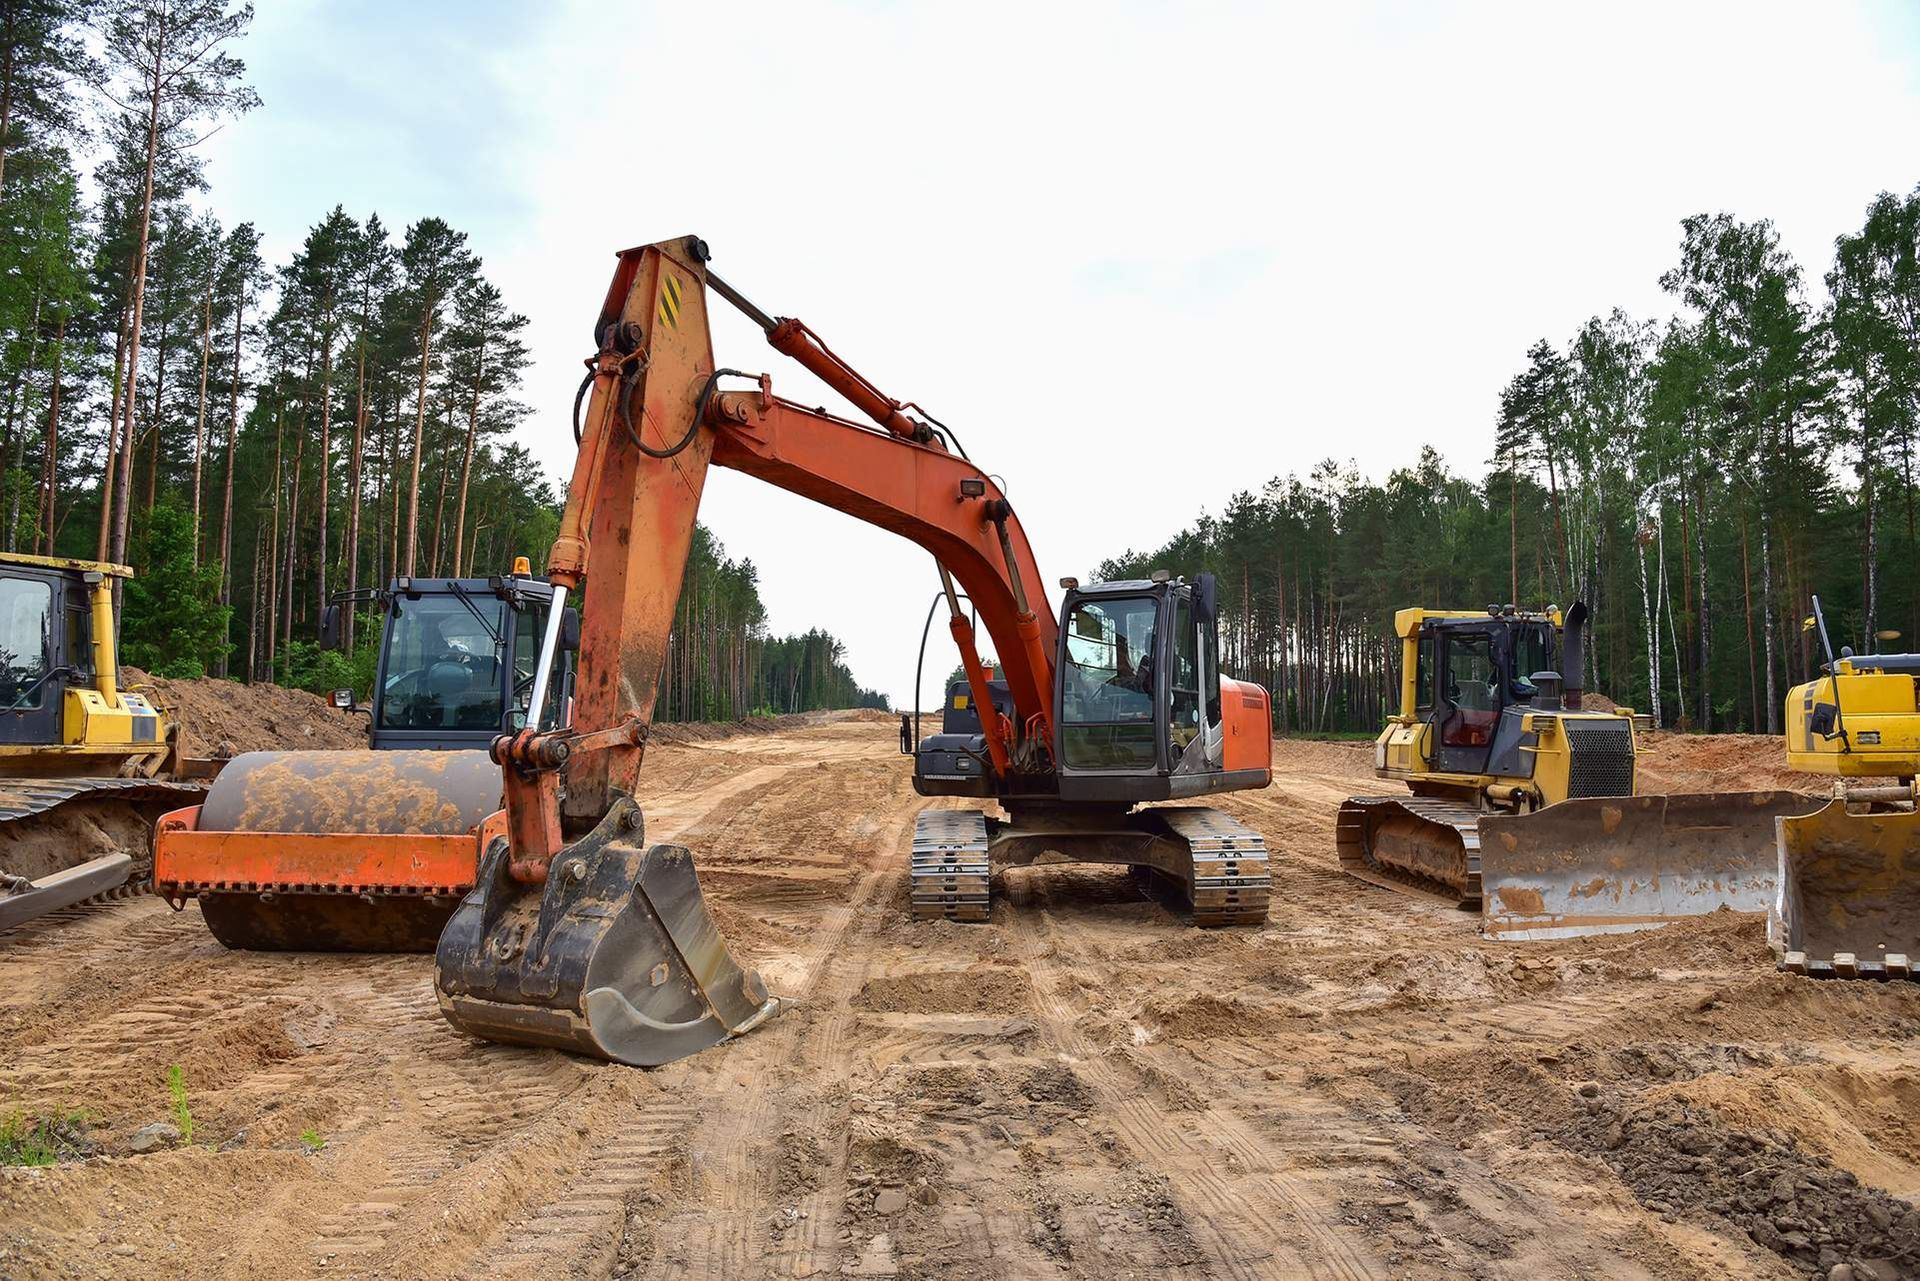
[2,722,1917,1280]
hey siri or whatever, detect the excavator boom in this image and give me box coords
[436,236,1081,1065]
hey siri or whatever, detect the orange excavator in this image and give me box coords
[156,236,1274,1068]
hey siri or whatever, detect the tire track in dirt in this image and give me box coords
[633,745,917,1279]
[1001,868,1387,1281]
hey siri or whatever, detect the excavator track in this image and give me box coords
[1160,807,1270,927]
[1336,795,1483,908]
[910,808,992,922]
[909,806,1271,927]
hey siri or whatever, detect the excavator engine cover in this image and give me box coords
[1479,791,1827,940]
[157,749,504,951]
[1775,801,1920,980]
[434,794,781,1067]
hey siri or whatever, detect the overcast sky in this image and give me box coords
[199,1,1920,708]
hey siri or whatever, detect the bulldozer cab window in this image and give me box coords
[378,595,509,731]
[1061,596,1158,769]
[1511,623,1553,699]
[1439,631,1498,750]
[0,578,52,709]
[1415,634,1435,716]
[63,606,91,681]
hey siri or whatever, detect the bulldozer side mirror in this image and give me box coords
[1194,573,1218,626]
[320,604,343,652]
[560,607,582,653]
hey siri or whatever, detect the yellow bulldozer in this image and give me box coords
[1338,601,1824,939]
[1772,598,1920,981]
[0,552,208,931]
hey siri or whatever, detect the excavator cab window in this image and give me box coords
[1170,595,1201,752]
[1061,596,1159,768]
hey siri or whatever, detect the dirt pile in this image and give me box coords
[1566,1094,1920,1277]
[121,668,366,758]
[1636,731,1824,794]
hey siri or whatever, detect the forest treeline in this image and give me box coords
[1102,190,1920,736]
[0,1,884,719]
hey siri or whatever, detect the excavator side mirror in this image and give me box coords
[1809,703,1839,738]
[560,607,582,653]
[1194,573,1218,627]
[320,604,343,652]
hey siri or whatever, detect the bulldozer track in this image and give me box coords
[1335,794,1484,907]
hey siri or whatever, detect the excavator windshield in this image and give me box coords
[1061,596,1158,767]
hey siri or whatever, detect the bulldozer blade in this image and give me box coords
[435,793,781,1067]
[1479,791,1827,941]
[0,853,134,932]
[1774,801,1920,981]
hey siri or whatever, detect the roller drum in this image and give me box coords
[183,749,503,953]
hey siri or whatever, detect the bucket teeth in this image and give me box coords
[434,795,781,1066]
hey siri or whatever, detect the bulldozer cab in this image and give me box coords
[0,561,80,747]
[0,552,166,772]
[327,573,580,751]
[1422,616,1555,776]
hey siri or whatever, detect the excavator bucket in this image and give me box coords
[1479,791,1828,940]
[434,794,780,1067]
[155,750,506,952]
[1774,801,1920,980]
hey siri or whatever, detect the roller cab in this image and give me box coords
[156,568,578,952]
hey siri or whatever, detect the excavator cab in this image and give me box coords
[1052,574,1267,799]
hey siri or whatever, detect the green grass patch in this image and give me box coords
[299,1129,325,1153]
[165,1065,194,1144]
[0,1110,91,1166]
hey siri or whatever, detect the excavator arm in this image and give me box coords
[435,235,1065,1064]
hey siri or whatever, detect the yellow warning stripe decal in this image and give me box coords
[657,273,683,330]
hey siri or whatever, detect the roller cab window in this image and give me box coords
[378,595,508,731]
[1061,596,1158,769]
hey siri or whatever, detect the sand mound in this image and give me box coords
[121,667,367,758]
[651,707,891,745]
